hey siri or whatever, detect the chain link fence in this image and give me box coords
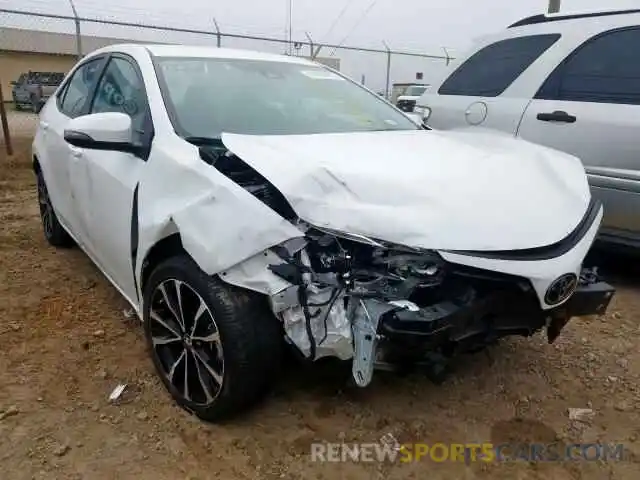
[0,5,455,152]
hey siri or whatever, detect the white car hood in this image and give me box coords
[221,129,591,252]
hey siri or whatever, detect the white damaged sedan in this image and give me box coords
[33,44,615,421]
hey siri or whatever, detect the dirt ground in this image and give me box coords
[1,118,639,479]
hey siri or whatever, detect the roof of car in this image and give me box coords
[509,8,640,28]
[93,43,317,65]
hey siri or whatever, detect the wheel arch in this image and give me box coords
[140,232,191,296]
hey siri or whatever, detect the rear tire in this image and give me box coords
[36,171,74,248]
[143,255,283,422]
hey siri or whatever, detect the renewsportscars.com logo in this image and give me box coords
[310,440,626,463]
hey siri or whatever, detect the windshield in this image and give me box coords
[405,86,427,96]
[154,57,419,138]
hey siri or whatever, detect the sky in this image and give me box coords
[2,0,640,90]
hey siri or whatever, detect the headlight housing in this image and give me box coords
[303,223,446,292]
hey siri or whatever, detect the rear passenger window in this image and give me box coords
[536,27,640,105]
[438,34,561,97]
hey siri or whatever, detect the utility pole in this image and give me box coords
[285,0,293,55]
[383,41,391,100]
[548,0,561,13]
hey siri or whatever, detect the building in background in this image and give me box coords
[0,27,342,97]
[0,27,147,94]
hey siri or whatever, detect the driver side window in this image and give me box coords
[90,57,149,139]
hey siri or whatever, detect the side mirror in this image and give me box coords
[63,112,139,154]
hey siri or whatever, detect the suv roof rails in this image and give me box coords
[509,8,640,28]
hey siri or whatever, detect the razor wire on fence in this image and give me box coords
[0,5,456,154]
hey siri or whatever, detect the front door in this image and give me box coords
[69,54,154,302]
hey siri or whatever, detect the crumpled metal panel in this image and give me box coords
[280,288,353,361]
[220,129,591,252]
[133,143,304,302]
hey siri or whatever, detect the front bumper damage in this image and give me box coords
[269,250,615,387]
[196,131,615,388]
[378,269,614,345]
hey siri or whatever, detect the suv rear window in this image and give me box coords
[438,34,561,97]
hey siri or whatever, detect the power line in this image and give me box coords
[321,0,356,42]
[329,0,380,56]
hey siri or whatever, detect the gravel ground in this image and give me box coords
[1,130,639,480]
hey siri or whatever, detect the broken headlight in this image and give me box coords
[269,226,449,362]
[302,226,447,300]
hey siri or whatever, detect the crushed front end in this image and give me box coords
[266,227,615,387]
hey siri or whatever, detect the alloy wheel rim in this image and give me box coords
[149,279,224,406]
[37,177,53,238]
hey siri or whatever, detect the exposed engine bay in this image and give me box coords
[200,144,616,387]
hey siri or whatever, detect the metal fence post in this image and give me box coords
[0,80,13,157]
[383,41,391,100]
[213,18,221,47]
[311,44,323,60]
[305,32,314,58]
[68,0,82,59]
[443,47,452,66]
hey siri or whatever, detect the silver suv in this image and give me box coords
[417,9,640,251]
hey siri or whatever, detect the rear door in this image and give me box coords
[517,26,640,237]
[420,34,561,133]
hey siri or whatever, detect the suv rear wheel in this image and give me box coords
[143,255,283,421]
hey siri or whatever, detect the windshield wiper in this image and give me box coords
[183,136,224,147]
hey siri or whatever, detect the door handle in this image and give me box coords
[39,121,49,130]
[536,110,577,123]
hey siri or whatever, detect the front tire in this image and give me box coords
[143,255,283,422]
[36,171,74,247]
